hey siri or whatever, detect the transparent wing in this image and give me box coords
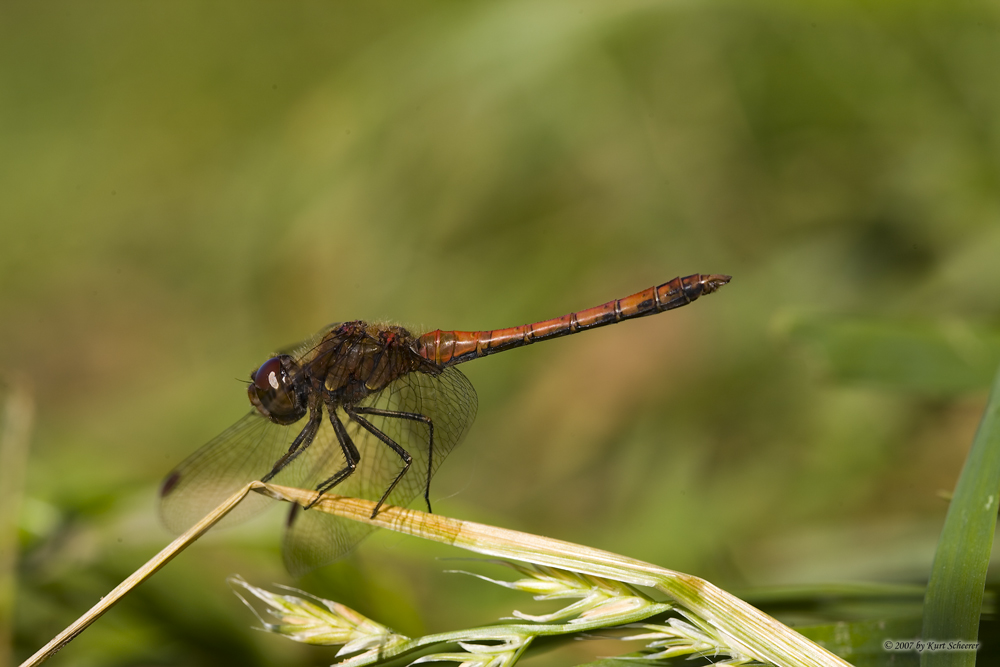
[282,365,478,575]
[159,410,338,533]
[159,327,344,534]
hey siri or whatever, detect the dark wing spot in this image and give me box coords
[160,471,182,497]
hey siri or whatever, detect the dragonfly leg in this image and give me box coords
[260,410,322,483]
[351,406,435,515]
[307,407,361,509]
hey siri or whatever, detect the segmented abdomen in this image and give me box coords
[415,273,730,367]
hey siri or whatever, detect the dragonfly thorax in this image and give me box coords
[316,322,437,405]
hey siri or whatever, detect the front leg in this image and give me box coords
[261,408,322,483]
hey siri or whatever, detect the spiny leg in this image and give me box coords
[352,406,435,514]
[344,407,419,518]
[261,409,322,483]
[306,406,361,509]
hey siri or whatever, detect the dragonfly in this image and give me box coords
[160,273,730,574]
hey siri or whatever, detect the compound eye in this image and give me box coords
[248,355,304,425]
[252,357,284,392]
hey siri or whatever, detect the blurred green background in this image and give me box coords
[2,0,999,665]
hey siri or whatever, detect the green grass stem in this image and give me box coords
[261,483,852,667]
[920,362,1000,666]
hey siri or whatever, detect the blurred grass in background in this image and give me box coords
[1,0,999,665]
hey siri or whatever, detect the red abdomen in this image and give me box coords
[415,273,730,367]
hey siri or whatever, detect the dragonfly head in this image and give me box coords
[248,355,306,425]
